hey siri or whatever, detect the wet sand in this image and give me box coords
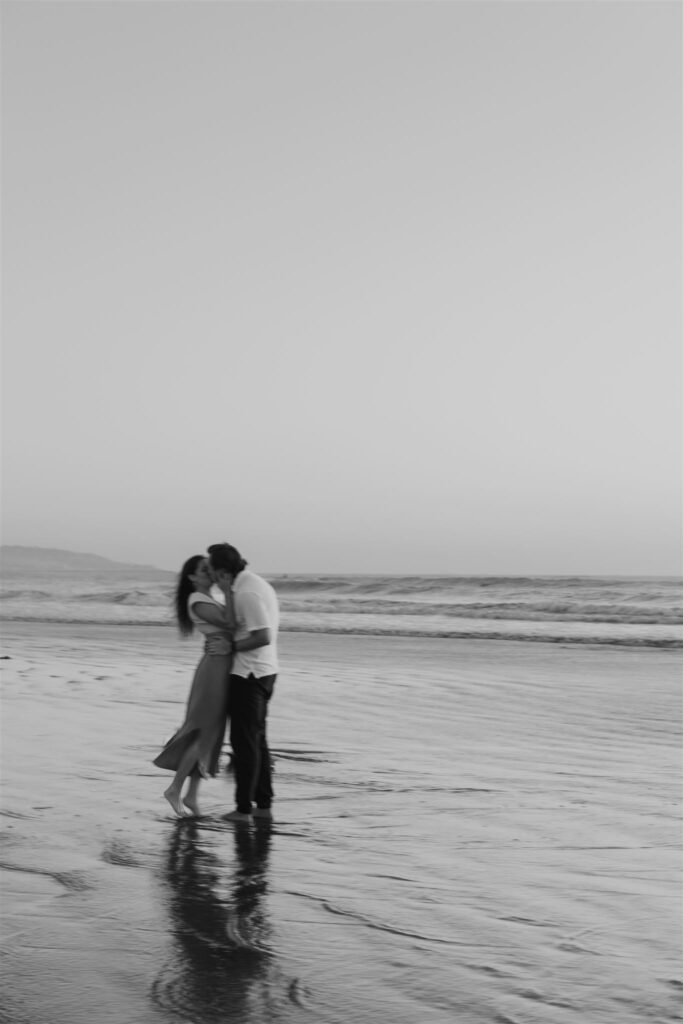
[1,623,681,1023]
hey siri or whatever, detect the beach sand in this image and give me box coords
[1,623,680,1024]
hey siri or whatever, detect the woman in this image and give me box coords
[154,554,235,817]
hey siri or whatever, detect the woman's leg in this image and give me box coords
[183,767,202,816]
[164,740,200,816]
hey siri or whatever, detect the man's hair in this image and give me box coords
[207,543,248,576]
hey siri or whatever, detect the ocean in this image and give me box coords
[1,569,681,647]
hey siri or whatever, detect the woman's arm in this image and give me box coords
[221,584,237,632]
[213,573,238,633]
[191,598,235,632]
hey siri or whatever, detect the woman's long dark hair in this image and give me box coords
[175,555,204,636]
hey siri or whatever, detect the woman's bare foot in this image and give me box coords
[183,798,202,818]
[164,787,186,817]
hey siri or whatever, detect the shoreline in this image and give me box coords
[1,617,680,649]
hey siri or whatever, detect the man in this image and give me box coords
[207,543,279,822]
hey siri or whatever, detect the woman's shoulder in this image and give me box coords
[187,592,224,632]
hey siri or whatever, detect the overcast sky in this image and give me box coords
[2,1,680,575]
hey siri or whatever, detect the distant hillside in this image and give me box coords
[0,546,171,575]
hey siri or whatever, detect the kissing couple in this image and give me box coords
[153,542,280,823]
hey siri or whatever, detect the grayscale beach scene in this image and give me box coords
[1,552,681,1023]
[2,1,680,1023]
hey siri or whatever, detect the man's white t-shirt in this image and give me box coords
[231,570,279,679]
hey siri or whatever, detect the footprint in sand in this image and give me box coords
[101,840,141,868]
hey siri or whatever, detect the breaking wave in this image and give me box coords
[1,572,680,647]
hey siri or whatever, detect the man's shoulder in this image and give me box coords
[238,571,276,596]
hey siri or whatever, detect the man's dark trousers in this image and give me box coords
[229,673,276,814]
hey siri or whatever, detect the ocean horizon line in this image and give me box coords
[1,545,680,579]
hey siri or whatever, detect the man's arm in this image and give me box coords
[233,628,271,652]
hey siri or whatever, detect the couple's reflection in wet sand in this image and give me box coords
[154,819,280,1023]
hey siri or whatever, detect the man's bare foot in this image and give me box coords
[183,798,202,817]
[164,787,186,817]
[222,810,252,823]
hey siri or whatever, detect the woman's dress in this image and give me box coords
[153,592,231,778]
